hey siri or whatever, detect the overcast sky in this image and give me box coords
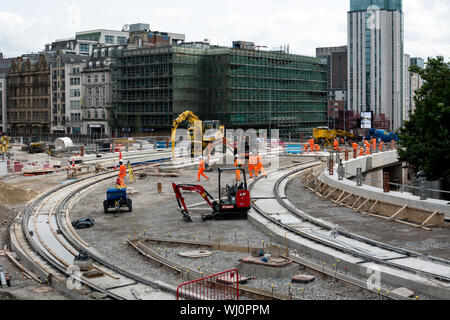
[0,0,448,60]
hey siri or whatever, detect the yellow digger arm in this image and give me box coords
[171,111,202,160]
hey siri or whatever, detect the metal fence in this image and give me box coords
[8,134,171,147]
[176,269,240,301]
[330,153,450,201]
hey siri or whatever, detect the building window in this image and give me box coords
[70,78,80,86]
[105,35,114,44]
[117,36,127,44]
[102,74,106,82]
[70,89,80,97]
[95,75,98,83]
[102,111,106,119]
[87,111,91,119]
[79,44,90,52]
[87,75,91,83]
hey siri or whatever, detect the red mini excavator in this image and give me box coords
[172,168,251,222]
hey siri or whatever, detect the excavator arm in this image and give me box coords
[171,111,202,159]
[172,183,219,222]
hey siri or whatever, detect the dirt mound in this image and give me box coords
[0,181,38,206]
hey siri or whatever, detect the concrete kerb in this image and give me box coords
[320,151,450,219]
[247,210,450,299]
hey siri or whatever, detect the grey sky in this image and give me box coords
[0,0,448,60]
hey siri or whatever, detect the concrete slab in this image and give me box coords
[254,199,290,214]
[238,257,299,278]
[391,287,415,298]
[109,283,175,300]
[386,257,450,281]
[178,250,212,258]
[291,274,316,284]
[272,215,302,225]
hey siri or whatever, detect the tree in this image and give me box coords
[397,56,450,183]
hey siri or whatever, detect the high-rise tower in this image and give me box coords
[348,0,404,130]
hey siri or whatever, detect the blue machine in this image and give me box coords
[104,188,132,215]
[367,128,399,143]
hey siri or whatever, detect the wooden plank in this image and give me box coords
[421,211,439,226]
[4,251,43,283]
[394,219,431,231]
[334,190,346,204]
[389,205,408,221]
[351,196,362,209]
[355,198,370,211]
[368,200,378,213]
[324,187,338,199]
[337,193,353,205]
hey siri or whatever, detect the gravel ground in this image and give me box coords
[68,157,384,300]
[285,176,450,260]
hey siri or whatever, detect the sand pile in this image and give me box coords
[0,181,38,206]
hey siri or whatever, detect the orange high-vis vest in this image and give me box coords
[119,165,127,177]
[249,155,257,167]
[235,159,243,168]
[199,159,205,170]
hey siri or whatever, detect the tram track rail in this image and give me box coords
[249,160,450,298]
[12,160,179,300]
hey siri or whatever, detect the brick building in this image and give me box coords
[8,54,51,135]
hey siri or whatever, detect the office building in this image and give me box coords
[348,0,404,130]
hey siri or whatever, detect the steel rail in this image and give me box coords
[249,164,450,284]
[19,160,176,299]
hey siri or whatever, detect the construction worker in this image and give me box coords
[197,156,209,182]
[371,138,377,151]
[118,160,127,188]
[248,152,258,178]
[314,144,321,152]
[308,139,315,153]
[379,141,385,152]
[364,139,370,150]
[366,146,371,155]
[256,152,267,178]
[234,156,243,181]
[334,138,339,151]
[359,147,365,157]
[352,142,358,153]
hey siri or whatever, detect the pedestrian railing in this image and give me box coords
[176,269,240,301]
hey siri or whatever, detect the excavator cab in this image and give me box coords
[172,168,251,222]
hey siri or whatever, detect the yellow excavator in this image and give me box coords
[313,127,356,147]
[171,111,225,159]
[0,136,10,156]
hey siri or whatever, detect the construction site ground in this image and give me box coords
[0,154,448,300]
[65,157,370,300]
[285,176,450,260]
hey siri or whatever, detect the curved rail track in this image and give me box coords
[10,155,450,300]
[249,160,450,298]
[12,164,177,300]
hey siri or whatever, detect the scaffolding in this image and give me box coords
[112,45,327,137]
